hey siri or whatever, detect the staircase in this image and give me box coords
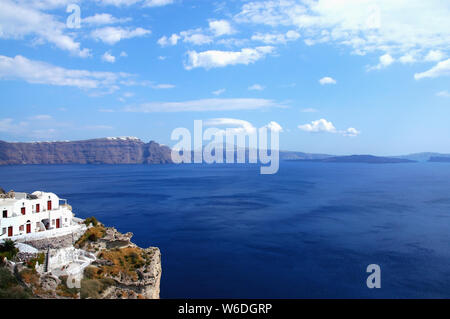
[43,248,50,273]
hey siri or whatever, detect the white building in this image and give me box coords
[0,191,78,241]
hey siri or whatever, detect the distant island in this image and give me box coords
[287,155,416,164]
[428,156,450,163]
[0,137,448,165]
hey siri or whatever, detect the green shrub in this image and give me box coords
[0,267,32,299]
[80,279,103,299]
[75,225,106,248]
[83,266,98,280]
[56,275,79,298]
[0,240,18,261]
[84,217,98,227]
[37,253,45,265]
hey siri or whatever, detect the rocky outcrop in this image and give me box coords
[75,224,162,299]
[0,137,172,165]
[97,247,161,299]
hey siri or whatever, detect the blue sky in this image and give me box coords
[0,0,449,155]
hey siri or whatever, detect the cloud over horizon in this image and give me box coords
[124,98,283,112]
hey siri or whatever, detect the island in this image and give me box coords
[287,155,416,164]
[428,156,450,163]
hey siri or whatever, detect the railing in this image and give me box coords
[0,224,86,243]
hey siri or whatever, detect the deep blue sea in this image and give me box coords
[1,162,450,298]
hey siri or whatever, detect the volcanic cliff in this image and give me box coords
[0,137,172,165]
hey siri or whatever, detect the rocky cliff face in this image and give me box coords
[0,137,172,165]
[76,225,162,299]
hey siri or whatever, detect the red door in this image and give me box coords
[47,201,52,211]
[56,219,60,229]
[36,204,40,213]
[8,227,12,237]
[26,224,31,234]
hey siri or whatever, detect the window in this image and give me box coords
[21,207,26,215]
[19,225,24,231]
[2,228,5,235]
[52,219,55,225]
[2,210,7,218]
[36,204,40,213]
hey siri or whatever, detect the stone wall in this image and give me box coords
[24,227,85,250]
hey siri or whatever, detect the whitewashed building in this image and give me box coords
[0,191,79,241]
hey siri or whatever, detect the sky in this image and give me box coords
[0,0,449,156]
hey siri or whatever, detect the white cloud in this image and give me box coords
[124,98,282,112]
[0,118,16,132]
[143,0,174,7]
[185,46,275,70]
[368,53,395,70]
[414,59,450,80]
[30,114,52,120]
[204,118,257,135]
[251,30,300,44]
[157,34,180,47]
[0,116,62,138]
[102,52,116,63]
[202,118,283,140]
[298,118,359,137]
[180,29,213,45]
[99,0,141,6]
[436,90,450,98]
[209,20,234,37]
[23,0,81,10]
[99,0,174,7]
[399,53,417,64]
[0,54,129,92]
[298,119,337,133]
[151,83,175,89]
[379,54,395,66]
[343,127,360,137]
[301,108,318,113]
[319,77,336,85]
[158,20,234,48]
[212,88,226,96]
[265,121,283,133]
[91,27,151,45]
[0,118,29,134]
[248,84,265,91]
[83,13,131,26]
[235,0,450,57]
[0,0,89,57]
[425,50,446,62]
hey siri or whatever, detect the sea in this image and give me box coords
[1,162,449,298]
